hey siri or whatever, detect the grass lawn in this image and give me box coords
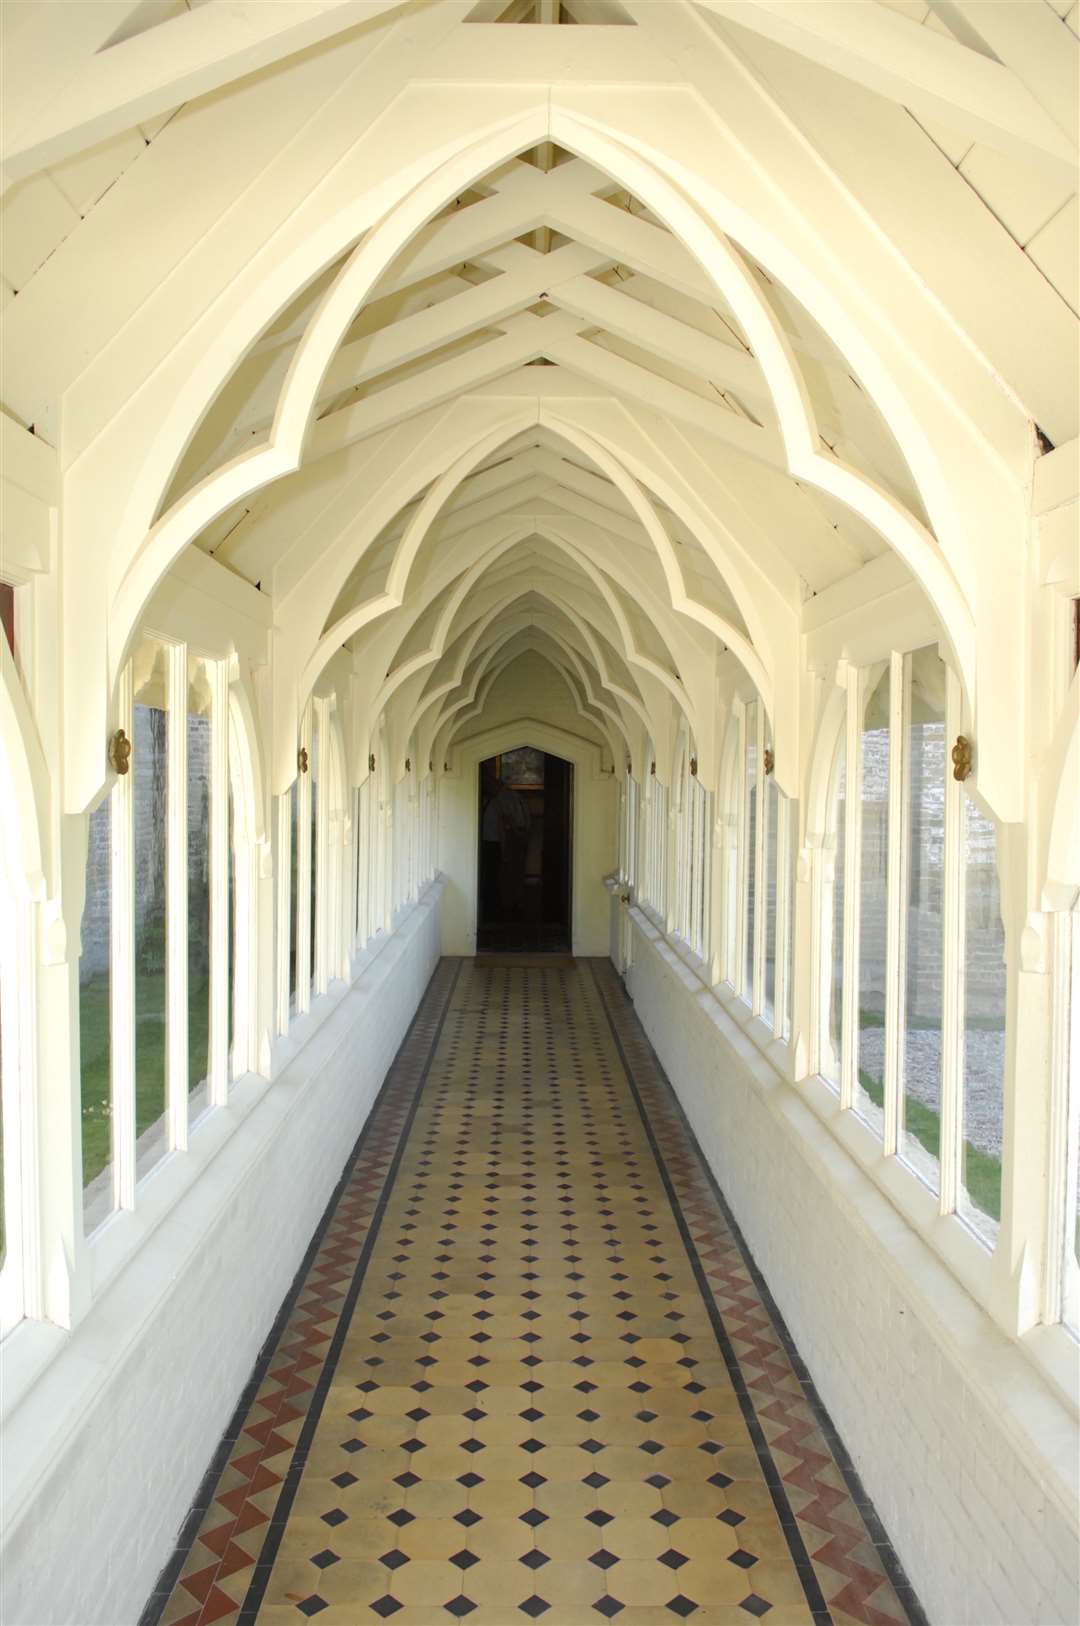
[857,1065,1002,1221]
[79,971,211,1188]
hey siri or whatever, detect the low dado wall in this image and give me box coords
[1,882,444,1626]
[621,907,1078,1626]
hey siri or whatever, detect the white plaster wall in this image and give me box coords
[0,885,443,1626]
[437,731,616,958]
[624,910,1079,1626]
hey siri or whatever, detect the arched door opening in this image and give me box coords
[477,747,572,954]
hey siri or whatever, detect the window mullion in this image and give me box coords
[883,649,907,1156]
[275,791,291,1036]
[313,702,330,997]
[165,643,189,1151]
[112,666,136,1211]
[207,658,230,1105]
[939,665,965,1214]
[840,668,862,1112]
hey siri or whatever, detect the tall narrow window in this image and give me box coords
[187,658,212,1114]
[289,779,298,1007]
[227,782,235,1075]
[80,797,113,1228]
[823,738,845,1090]
[856,666,890,1134]
[133,650,169,1181]
[310,716,319,996]
[763,772,778,1025]
[783,798,797,1043]
[1064,907,1080,1333]
[959,793,1006,1241]
[743,702,758,1001]
[900,649,946,1190]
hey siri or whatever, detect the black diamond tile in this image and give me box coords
[520,1471,546,1489]
[341,1438,365,1454]
[455,1508,482,1527]
[394,1471,420,1489]
[370,1595,403,1620]
[387,1508,414,1528]
[585,1509,613,1527]
[729,1549,759,1569]
[588,1549,619,1570]
[652,1508,680,1527]
[739,1598,772,1619]
[582,1471,609,1490]
[580,1439,605,1455]
[445,1598,477,1619]
[519,1597,550,1618]
[520,1408,544,1423]
[296,1600,328,1619]
[640,1440,663,1455]
[717,1509,745,1527]
[520,1549,550,1570]
[520,1508,548,1528]
[593,1599,624,1619]
[310,1550,339,1570]
[450,1550,479,1571]
[321,1509,347,1527]
[401,1438,426,1454]
[458,1472,484,1489]
[379,1549,409,1571]
[658,1549,688,1570]
[522,1438,545,1454]
[708,1472,733,1489]
[665,1598,698,1619]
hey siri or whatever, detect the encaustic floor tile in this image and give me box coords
[143,959,925,1626]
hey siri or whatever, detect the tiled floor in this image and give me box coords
[144,960,925,1626]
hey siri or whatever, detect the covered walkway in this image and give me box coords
[147,960,919,1626]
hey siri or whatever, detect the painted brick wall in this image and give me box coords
[625,915,1079,1626]
[1,888,443,1626]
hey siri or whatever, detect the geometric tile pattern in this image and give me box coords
[144,959,924,1626]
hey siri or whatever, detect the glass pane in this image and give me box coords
[856,665,890,1135]
[824,741,845,1089]
[134,688,169,1180]
[743,703,757,1002]
[900,649,946,1191]
[289,780,298,1008]
[0,580,13,658]
[228,782,235,1075]
[80,797,113,1228]
[310,720,318,995]
[784,798,797,1044]
[763,775,778,1025]
[959,793,1006,1242]
[187,659,211,1105]
[0,962,5,1266]
[1070,910,1080,1304]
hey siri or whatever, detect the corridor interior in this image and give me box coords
[1,3,1078,1625]
[146,960,919,1626]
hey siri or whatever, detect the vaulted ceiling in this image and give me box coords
[2,0,1076,796]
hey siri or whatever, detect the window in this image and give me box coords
[958,792,1006,1242]
[1061,907,1080,1334]
[132,646,170,1182]
[899,648,946,1191]
[743,701,758,1001]
[310,713,319,997]
[0,581,13,659]
[822,735,845,1089]
[80,795,113,1228]
[763,772,779,1025]
[856,664,890,1135]
[289,778,298,1007]
[78,635,235,1232]
[187,658,212,1116]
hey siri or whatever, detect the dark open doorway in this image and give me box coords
[477,747,573,954]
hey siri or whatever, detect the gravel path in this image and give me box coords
[859,1027,1005,1160]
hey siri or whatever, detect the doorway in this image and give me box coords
[477,747,573,953]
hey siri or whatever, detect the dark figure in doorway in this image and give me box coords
[481,777,531,917]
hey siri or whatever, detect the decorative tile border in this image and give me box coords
[586,959,927,1626]
[141,960,461,1626]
